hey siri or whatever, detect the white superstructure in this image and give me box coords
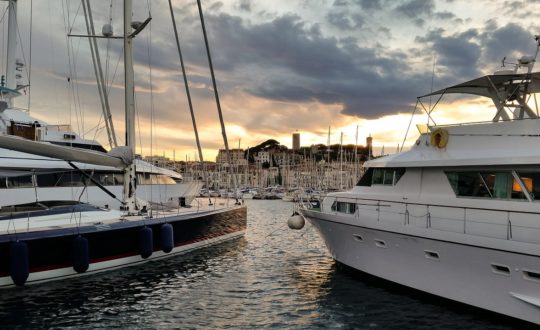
[301,37,540,324]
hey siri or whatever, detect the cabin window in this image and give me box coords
[114,174,124,185]
[446,171,527,200]
[6,175,33,188]
[99,174,115,186]
[19,171,176,188]
[58,172,83,187]
[357,168,373,186]
[137,173,176,185]
[331,201,356,214]
[371,168,405,186]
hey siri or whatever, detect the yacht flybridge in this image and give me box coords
[300,36,540,324]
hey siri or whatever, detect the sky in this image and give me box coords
[2,0,540,161]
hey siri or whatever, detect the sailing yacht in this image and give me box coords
[0,0,246,288]
[0,0,202,208]
[300,37,540,324]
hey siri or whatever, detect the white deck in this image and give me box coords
[0,198,242,235]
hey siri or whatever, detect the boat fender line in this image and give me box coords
[430,128,449,148]
[72,236,89,273]
[9,241,29,286]
[288,213,305,230]
[161,223,174,253]
[139,226,153,259]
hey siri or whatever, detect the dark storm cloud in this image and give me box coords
[198,13,432,118]
[416,28,482,79]
[479,24,533,62]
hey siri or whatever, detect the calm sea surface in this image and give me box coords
[0,200,526,329]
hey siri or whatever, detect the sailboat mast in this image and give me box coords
[124,0,135,151]
[5,0,18,105]
[82,0,117,149]
[122,0,137,214]
[196,0,239,198]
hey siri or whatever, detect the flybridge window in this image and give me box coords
[331,201,356,214]
[371,168,405,186]
[446,171,529,200]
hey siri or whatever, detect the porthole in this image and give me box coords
[374,239,386,248]
[424,250,439,260]
[523,269,540,282]
[491,263,511,276]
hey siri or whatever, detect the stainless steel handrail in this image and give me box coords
[311,196,540,241]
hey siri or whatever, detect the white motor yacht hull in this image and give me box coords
[303,210,540,325]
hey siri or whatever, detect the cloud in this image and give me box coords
[326,12,364,30]
[479,23,533,63]
[416,28,482,79]
[354,0,383,11]
[395,0,434,18]
[196,13,432,118]
[237,0,252,12]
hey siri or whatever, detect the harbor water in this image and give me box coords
[0,200,523,329]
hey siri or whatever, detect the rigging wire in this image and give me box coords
[63,1,86,139]
[105,0,113,89]
[60,0,73,132]
[27,0,32,112]
[145,1,155,215]
[14,7,30,89]
[427,53,436,126]
[0,5,8,74]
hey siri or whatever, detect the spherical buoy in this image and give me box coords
[9,241,29,286]
[139,226,153,259]
[72,236,89,273]
[161,223,174,253]
[288,212,305,230]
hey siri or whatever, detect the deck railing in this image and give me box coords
[314,196,540,244]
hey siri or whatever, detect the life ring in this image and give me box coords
[430,128,449,148]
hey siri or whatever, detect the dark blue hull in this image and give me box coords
[0,206,247,287]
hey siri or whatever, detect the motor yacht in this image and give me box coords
[300,36,540,324]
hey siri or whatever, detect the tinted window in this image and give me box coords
[332,201,356,214]
[357,168,373,186]
[516,172,540,200]
[446,171,527,200]
[7,175,33,188]
[372,169,384,185]
[371,168,405,186]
